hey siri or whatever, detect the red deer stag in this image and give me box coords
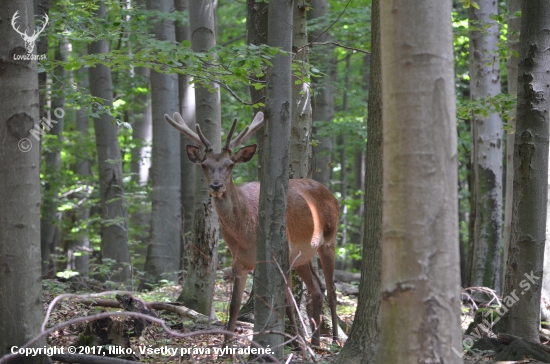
[165,111,339,346]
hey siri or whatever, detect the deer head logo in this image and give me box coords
[11,11,49,54]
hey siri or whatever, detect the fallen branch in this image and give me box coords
[335,282,359,296]
[495,333,550,362]
[334,270,361,283]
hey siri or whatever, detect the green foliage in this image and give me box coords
[460,0,480,9]
[35,0,522,277]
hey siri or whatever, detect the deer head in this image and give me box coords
[164,112,264,198]
[11,11,49,54]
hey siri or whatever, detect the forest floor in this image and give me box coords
[40,276,550,363]
[42,271,357,363]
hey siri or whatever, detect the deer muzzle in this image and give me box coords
[209,182,225,198]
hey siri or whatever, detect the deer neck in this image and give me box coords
[212,179,249,230]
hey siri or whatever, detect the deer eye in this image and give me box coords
[229,163,235,169]
[200,163,207,170]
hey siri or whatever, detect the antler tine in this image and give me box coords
[164,113,205,148]
[195,123,213,151]
[229,112,265,150]
[224,118,238,151]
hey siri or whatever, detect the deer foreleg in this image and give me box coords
[225,263,248,344]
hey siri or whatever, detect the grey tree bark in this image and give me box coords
[180,0,221,317]
[128,0,152,274]
[175,0,196,269]
[309,0,334,187]
[336,1,381,362]
[130,67,152,188]
[88,4,131,283]
[377,0,462,362]
[247,0,268,178]
[72,66,91,276]
[141,0,182,287]
[349,54,368,252]
[337,55,351,257]
[503,0,521,295]
[0,2,50,361]
[254,0,293,359]
[41,39,68,277]
[234,0,269,322]
[467,0,503,293]
[35,0,48,122]
[498,0,550,342]
[290,0,312,180]
[128,67,152,269]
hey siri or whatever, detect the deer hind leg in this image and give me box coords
[318,241,338,343]
[295,262,323,346]
[284,272,304,351]
[225,263,248,344]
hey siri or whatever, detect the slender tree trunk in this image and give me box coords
[349,54,368,255]
[467,0,503,293]
[175,0,196,271]
[72,65,91,276]
[338,55,351,258]
[41,39,68,278]
[130,67,152,187]
[128,0,152,274]
[88,4,131,283]
[309,0,334,187]
[141,0,181,288]
[377,0,462,362]
[35,0,48,122]
[74,106,92,276]
[247,0,268,179]
[180,0,221,317]
[254,1,293,359]
[236,0,269,321]
[0,2,50,361]
[503,0,521,293]
[128,67,152,269]
[336,1,381,362]
[497,0,550,342]
[290,0,312,180]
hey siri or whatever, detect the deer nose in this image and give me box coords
[210,182,223,191]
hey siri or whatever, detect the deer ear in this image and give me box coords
[232,145,257,163]
[186,145,203,164]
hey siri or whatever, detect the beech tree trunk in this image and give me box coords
[349,54,368,252]
[290,0,312,180]
[336,1,381,362]
[246,0,268,178]
[141,0,182,288]
[498,0,550,342]
[503,0,521,294]
[254,0,293,359]
[175,0,196,267]
[180,0,221,317]
[0,2,50,361]
[234,0,270,324]
[377,0,462,362]
[467,0,503,292]
[41,39,68,277]
[130,67,152,187]
[88,4,131,283]
[309,0,334,187]
[72,66,91,276]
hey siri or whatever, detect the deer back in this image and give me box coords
[216,179,339,270]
